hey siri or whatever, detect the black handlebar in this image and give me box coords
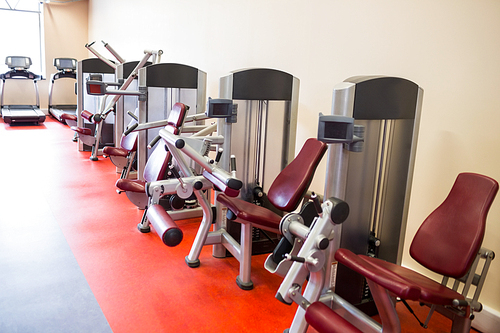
[311,192,322,215]
[123,123,138,136]
[127,111,138,121]
[168,165,181,179]
[147,135,161,149]
[215,149,223,164]
[230,155,237,172]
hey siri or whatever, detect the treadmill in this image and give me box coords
[0,56,45,124]
[48,58,77,122]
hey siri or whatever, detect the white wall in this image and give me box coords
[87,0,500,320]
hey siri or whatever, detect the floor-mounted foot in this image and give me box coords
[137,223,150,233]
[236,276,254,290]
[185,256,200,268]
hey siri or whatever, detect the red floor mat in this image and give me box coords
[25,119,296,332]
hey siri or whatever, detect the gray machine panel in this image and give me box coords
[76,58,116,151]
[219,68,299,255]
[114,61,152,148]
[220,68,299,197]
[333,76,423,314]
[136,63,207,181]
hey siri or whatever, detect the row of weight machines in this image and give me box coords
[49,41,498,333]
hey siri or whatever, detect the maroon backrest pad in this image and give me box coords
[410,173,498,278]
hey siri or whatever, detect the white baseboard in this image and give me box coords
[472,305,500,332]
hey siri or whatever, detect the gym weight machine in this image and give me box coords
[134,99,242,247]
[268,78,497,333]
[72,42,161,161]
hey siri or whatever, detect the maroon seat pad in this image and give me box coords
[115,179,146,193]
[359,255,464,305]
[335,248,421,301]
[103,146,129,158]
[70,126,92,136]
[305,302,362,333]
[60,113,77,121]
[217,193,281,232]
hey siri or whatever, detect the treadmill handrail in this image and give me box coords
[1,69,42,81]
[1,70,41,108]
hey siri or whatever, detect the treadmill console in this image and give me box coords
[6,56,31,70]
[54,58,77,71]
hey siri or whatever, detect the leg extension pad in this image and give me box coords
[147,204,183,247]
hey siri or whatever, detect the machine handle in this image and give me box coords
[230,155,237,172]
[127,110,138,121]
[311,192,322,215]
[147,135,161,149]
[168,165,182,179]
[215,149,223,164]
[123,123,138,136]
[284,254,306,263]
[452,299,469,307]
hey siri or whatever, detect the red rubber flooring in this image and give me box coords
[0,117,478,332]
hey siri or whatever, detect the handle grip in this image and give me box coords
[168,165,181,179]
[311,192,322,215]
[127,110,138,121]
[123,123,138,136]
[147,135,161,149]
[215,149,223,164]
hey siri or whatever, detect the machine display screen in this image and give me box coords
[55,58,76,70]
[324,121,349,140]
[59,60,75,69]
[212,103,231,116]
[317,114,355,144]
[7,56,30,69]
[206,98,234,118]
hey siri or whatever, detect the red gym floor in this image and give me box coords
[0,117,478,332]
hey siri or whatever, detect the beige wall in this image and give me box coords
[41,0,89,110]
[86,0,500,322]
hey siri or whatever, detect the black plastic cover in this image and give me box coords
[232,68,294,101]
[145,63,199,88]
[345,76,419,120]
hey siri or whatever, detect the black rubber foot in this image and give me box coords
[236,276,254,290]
[185,256,200,268]
[137,223,150,233]
[90,157,98,161]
